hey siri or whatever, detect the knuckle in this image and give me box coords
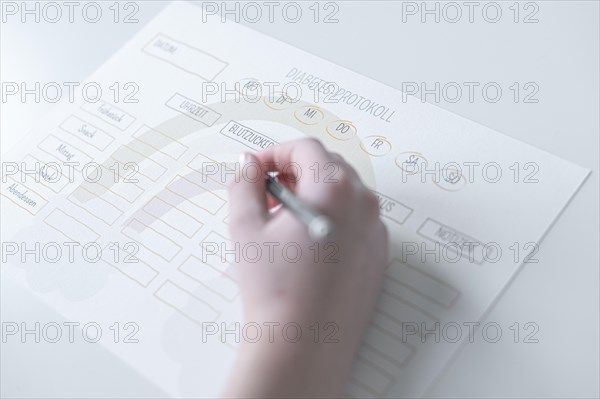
[303,136,323,146]
[301,137,325,152]
[335,167,353,187]
[330,152,344,162]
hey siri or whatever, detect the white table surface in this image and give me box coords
[1,1,598,397]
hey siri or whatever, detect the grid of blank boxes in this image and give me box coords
[121,175,226,262]
[151,233,239,327]
[346,260,460,397]
[178,253,239,302]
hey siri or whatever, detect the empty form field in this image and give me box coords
[101,244,158,287]
[154,280,220,324]
[387,260,459,308]
[122,218,182,261]
[143,197,203,238]
[133,125,188,160]
[69,186,123,225]
[112,145,167,182]
[178,255,239,301]
[80,165,144,203]
[187,152,232,187]
[166,175,226,214]
[377,290,437,327]
[143,34,227,81]
[44,208,99,243]
[362,325,413,367]
[188,153,231,186]
[200,231,232,266]
[350,357,394,396]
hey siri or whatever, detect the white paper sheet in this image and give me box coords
[1,2,589,397]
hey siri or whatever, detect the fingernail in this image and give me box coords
[239,152,250,166]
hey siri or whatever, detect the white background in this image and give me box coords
[1,1,598,397]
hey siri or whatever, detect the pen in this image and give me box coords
[265,173,334,241]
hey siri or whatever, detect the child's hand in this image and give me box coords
[224,138,388,398]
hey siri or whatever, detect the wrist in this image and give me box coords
[230,337,348,398]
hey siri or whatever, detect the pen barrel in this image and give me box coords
[266,178,333,240]
[267,179,317,225]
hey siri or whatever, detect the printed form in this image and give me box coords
[1,2,590,397]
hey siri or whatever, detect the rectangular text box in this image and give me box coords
[143,33,227,81]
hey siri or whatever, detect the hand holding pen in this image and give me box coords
[225,138,389,397]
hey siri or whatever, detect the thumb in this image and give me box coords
[227,152,268,234]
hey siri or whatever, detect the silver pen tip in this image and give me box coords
[308,216,334,241]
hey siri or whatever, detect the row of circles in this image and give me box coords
[269,96,467,192]
[237,79,466,191]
